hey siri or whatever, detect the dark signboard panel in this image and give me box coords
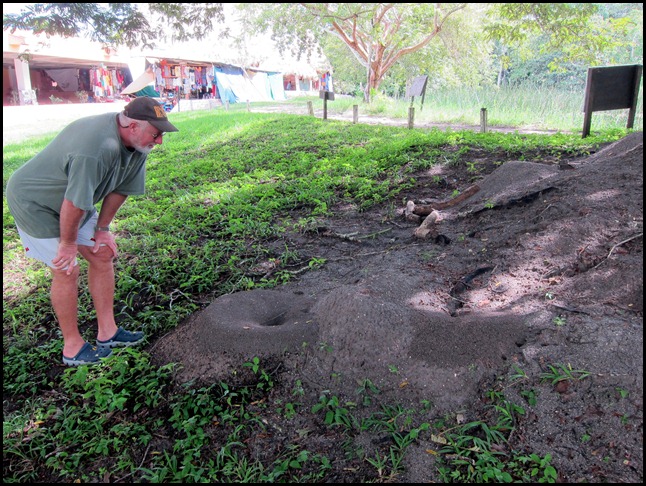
[582,64,642,137]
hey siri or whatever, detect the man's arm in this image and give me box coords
[92,192,128,256]
[96,192,128,228]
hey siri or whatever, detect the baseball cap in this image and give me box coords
[123,97,179,132]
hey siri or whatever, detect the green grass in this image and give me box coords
[2,94,635,482]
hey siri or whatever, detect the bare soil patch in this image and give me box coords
[153,131,643,482]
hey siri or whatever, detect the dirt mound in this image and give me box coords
[152,131,643,482]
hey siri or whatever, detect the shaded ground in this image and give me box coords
[152,131,643,482]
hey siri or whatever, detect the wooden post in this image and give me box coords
[307,101,313,115]
[318,91,334,119]
[480,108,488,133]
[246,100,250,112]
[408,106,415,129]
[627,65,642,129]
[225,101,229,111]
[353,105,358,124]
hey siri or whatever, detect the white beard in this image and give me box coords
[133,143,154,154]
[132,137,156,155]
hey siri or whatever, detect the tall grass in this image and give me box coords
[286,84,643,133]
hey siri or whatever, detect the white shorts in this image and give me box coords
[16,212,100,269]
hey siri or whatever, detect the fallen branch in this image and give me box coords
[412,184,481,215]
[593,232,643,269]
[330,228,392,241]
[115,444,151,483]
[414,210,440,239]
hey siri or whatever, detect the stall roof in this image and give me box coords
[3,29,130,70]
[139,53,242,70]
[135,55,283,75]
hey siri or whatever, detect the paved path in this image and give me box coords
[3,101,128,145]
[4,100,564,146]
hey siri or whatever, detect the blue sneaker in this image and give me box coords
[97,326,145,348]
[63,343,112,366]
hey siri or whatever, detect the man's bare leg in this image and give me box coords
[79,245,118,342]
[51,264,85,357]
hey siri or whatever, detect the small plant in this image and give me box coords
[437,390,557,483]
[355,378,380,406]
[616,387,629,399]
[292,379,305,397]
[540,363,591,384]
[311,393,356,429]
[466,161,480,173]
[282,402,297,419]
[552,315,567,326]
[520,388,538,406]
[318,342,333,352]
[365,451,390,479]
[509,364,529,383]
[243,356,262,374]
[242,356,274,391]
[49,94,64,103]
[420,250,439,261]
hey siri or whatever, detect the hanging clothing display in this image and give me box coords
[89,66,129,99]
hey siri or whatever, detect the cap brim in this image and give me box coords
[149,119,179,133]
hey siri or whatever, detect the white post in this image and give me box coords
[14,57,37,105]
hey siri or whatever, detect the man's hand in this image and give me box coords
[52,241,79,275]
[92,230,118,257]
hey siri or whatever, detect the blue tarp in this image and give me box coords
[213,65,285,103]
[213,65,241,104]
[267,72,287,101]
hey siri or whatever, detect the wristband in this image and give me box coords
[95,226,111,232]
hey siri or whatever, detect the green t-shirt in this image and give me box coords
[6,112,147,238]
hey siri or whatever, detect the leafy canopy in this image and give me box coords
[2,3,226,49]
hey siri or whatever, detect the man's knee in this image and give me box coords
[51,264,80,280]
[80,245,115,265]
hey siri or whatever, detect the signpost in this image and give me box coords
[320,90,335,120]
[581,64,642,138]
[407,75,428,111]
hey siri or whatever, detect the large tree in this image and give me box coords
[2,3,226,49]
[238,3,631,102]
[484,3,634,73]
[238,3,468,103]
[5,3,637,101]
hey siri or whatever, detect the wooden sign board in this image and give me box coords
[582,64,642,138]
[319,90,335,100]
[407,75,428,98]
